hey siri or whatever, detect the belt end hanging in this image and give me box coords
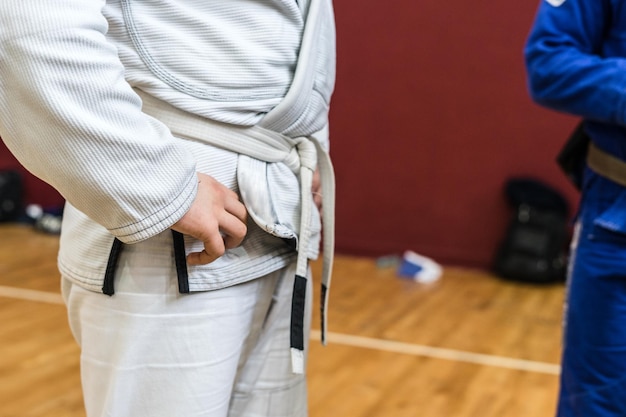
[291,348,305,374]
[320,283,329,345]
[290,274,307,374]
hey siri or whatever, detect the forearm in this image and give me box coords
[0,0,197,243]
[525,44,626,125]
[524,0,626,126]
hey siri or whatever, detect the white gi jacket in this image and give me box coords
[0,0,336,292]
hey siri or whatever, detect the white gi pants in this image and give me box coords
[61,237,312,417]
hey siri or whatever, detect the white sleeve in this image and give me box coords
[0,0,197,243]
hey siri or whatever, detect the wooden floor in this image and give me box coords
[0,224,564,417]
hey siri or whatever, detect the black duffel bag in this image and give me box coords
[0,169,23,222]
[493,177,570,284]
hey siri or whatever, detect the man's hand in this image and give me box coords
[312,167,322,212]
[172,173,248,265]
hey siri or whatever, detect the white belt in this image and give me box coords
[137,89,335,374]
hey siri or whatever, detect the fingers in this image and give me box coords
[216,185,248,249]
[312,191,323,212]
[172,173,248,266]
[312,167,321,194]
[312,167,322,211]
[224,189,248,224]
[186,245,223,266]
[220,211,248,249]
[185,217,247,266]
[186,215,247,266]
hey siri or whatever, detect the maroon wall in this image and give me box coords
[328,0,579,267]
[0,143,64,209]
[0,0,580,268]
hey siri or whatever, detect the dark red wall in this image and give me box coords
[0,143,64,209]
[1,0,580,268]
[329,0,579,267]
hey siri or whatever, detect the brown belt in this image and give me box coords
[587,142,626,188]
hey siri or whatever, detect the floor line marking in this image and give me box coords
[0,286,64,305]
[0,286,561,375]
[310,330,561,375]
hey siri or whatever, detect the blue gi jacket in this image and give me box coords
[525,0,626,235]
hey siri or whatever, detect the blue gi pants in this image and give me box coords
[558,172,626,416]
